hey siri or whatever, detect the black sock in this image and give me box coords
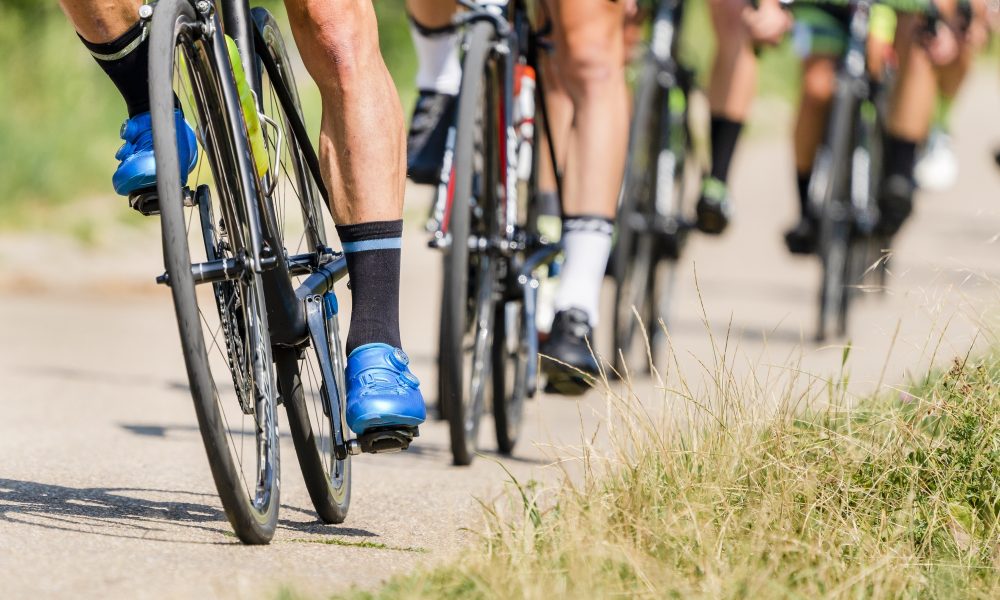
[709,115,744,182]
[79,21,152,118]
[336,220,403,355]
[883,134,919,181]
[796,171,811,218]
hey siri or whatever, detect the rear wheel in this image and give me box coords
[252,7,350,525]
[440,22,500,466]
[613,59,686,374]
[151,0,278,544]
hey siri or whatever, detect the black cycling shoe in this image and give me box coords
[541,308,599,397]
[876,174,915,237]
[784,216,818,255]
[695,177,732,235]
[407,90,458,185]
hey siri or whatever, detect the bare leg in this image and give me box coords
[889,14,937,141]
[405,0,456,28]
[793,57,837,175]
[537,52,574,197]
[59,0,140,42]
[546,0,628,219]
[785,55,836,254]
[707,0,757,121]
[284,0,405,225]
[538,0,626,341]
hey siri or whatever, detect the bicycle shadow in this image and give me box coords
[12,365,191,394]
[0,478,376,544]
[400,439,553,467]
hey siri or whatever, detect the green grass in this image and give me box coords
[0,1,415,227]
[287,537,428,554]
[331,344,1000,599]
[0,5,123,221]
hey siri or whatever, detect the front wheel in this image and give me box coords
[439,22,499,466]
[151,0,278,544]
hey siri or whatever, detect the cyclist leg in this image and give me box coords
[405,0,461,184]
[539,0,628,394]
[699,0,789,234]
[784,5,849,254]
[916,3,985,190]
[59,0,198,197]
[698,0,756,234]
[880,12,939,236]
[284,0,425,434]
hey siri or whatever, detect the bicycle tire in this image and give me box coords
[493,295,526,455]
[151,0,279,544]
[440,21,499,466]
[613,55,685,374]
[815,82,857,341]
[252,7,350,524]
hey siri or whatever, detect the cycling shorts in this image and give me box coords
[792,3,896,58]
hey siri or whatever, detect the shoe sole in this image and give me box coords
[541,361,594,397]
[696,202,729,235]
[350,413,425,436]
[877,195,913,237]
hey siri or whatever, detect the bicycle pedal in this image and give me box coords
[128,187,197,216]
[129,188,160,216]
[356,426,419,454]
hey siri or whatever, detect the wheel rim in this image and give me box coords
[172,29,279,521]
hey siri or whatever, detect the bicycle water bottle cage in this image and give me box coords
[356,426,419,454]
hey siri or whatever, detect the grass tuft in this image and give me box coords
[341,344,1000,599]
[287,537,428,554]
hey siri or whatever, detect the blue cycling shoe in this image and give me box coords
[112,109,199,197]
[345,343,426,437]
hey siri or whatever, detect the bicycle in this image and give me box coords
[427,0,563,466]
[611,0,697,375]
[795,0,891,341]
[143,0,414,544]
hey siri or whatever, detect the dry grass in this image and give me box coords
[339,329,1000,599]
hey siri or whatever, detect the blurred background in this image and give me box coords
[0,0,809,232]
[2,3,1000,596]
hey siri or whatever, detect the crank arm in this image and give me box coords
[304,294,350,460]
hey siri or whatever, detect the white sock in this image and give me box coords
[410,22,461,96]
[553,216,614,326]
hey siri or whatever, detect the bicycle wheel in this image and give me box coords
[440,21,500,466]
[814,83,856,341]
[613,57,685,374]
[151,0,278,543]
[252,8,350,524]
[493,292,526,456]
[840,99,880,331]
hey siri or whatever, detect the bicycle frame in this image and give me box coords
[440,0,564,395]
[430,0,562,247]
[156,0,357,454]
[160,0,343,338]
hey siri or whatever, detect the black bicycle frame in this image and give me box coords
[430,0,564,245]
[207,0,341,347]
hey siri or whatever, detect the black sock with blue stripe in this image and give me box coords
[336,220,403,355]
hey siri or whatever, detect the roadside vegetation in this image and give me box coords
[340,343,1000,599]
[0,0,414,226]
[0,0,798,226]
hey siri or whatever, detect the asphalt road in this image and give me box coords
[1,70,998,599]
